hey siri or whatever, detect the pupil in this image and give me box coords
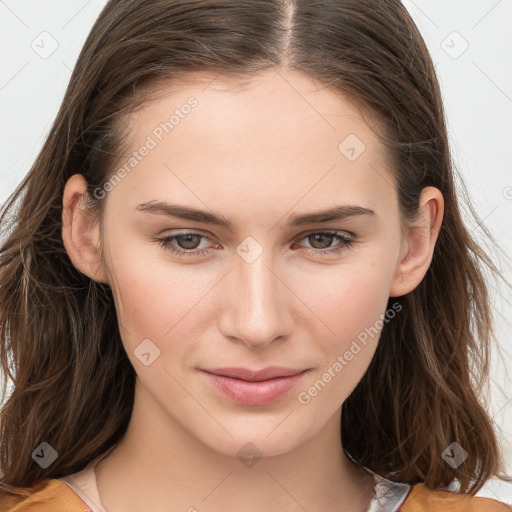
[310,234,332,249]
[178,234,200,249]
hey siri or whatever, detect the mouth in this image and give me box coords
[201,366,309,406]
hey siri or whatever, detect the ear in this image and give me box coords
[62,174,110,285]
[390,186,444,297]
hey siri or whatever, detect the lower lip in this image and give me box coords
[202,370,308,406]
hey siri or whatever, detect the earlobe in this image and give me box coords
[390,186,444,298]
[62,174,110,284]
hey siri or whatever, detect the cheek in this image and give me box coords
[297,257,395,397]
[104,242,217,363]
[307,263,393,344]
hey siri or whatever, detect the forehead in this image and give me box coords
[106,69,396,218]
[122,68,385,154]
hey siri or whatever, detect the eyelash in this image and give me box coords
[154,230,355,259]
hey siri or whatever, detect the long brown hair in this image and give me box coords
[1,0,510,496]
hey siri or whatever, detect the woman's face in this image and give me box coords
[92,69,408,458]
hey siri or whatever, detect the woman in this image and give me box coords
[1,1,511,510]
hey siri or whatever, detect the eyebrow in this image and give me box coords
[136,201,375,231]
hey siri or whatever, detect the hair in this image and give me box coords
[1,0,510,498]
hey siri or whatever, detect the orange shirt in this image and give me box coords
[0,478,93,511]
[1,477,510,512]
[400,484,511,511]
[2,448,511,512]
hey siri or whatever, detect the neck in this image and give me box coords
[95,381,374,512]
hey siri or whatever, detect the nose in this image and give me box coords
[218,248,292,350]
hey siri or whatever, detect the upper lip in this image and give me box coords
[202,366,307,382]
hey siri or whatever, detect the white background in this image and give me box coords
[1,0,511,504]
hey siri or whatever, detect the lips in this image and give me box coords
[203,366,305,381]
[201,366,309,406]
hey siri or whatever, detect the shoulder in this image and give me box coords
[400,483,512,511]
[0,478,91,511]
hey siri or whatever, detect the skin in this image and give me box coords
[62,68,443,512]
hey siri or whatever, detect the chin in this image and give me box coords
[192,412,317,462]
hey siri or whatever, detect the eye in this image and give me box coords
[154,231,214,258]
[154,230,354,259]
[293,231,354,257]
